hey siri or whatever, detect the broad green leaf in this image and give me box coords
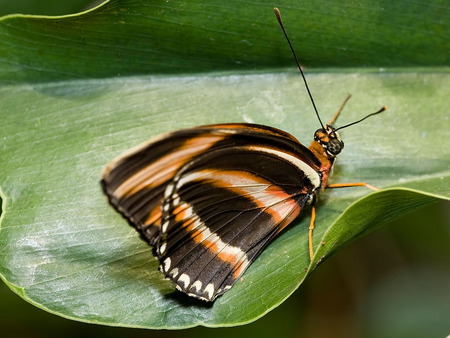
[0,0,448,329]
[0,0,448,84]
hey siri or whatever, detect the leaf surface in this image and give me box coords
[0,0,448,328]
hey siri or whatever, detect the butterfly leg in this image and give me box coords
[327,94,352,125]
[308,205,317,260]
[307,183,379,259]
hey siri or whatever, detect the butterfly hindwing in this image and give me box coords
[156,142,322,301]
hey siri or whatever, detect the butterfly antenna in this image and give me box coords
[335,106,387,131]
[274,7,325,130]
[328,93,352,125]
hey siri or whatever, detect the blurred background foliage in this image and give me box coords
[1,1,449,337]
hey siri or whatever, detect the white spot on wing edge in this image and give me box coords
[190,280,203,292]
[224,285,232,291]
[163,257,171,272]
[204,283,215,300]
[178,273,191,289]
[159,242,167,254]
[169,267,179,278]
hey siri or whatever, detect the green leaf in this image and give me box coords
[1,0,448,84]
[0,0,448,329]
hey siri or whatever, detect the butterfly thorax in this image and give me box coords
[308,125,344,189]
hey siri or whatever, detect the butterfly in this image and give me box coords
[101,8,386,302]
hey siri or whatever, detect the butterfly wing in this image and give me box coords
[101,127,229,244]
[101,123,316,245]
[156,142,323,301]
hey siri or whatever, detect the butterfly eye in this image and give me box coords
[327,138,344,156]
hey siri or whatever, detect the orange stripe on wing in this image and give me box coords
[173,203,194,222]
[143,205,162,227]
[112,135,225,199]
[183,169,299,224]
[231,257,251,279]
[174,203,250,276]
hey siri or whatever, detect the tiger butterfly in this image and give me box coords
[101,8,386,301]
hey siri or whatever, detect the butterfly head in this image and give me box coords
[314,125,344,158]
